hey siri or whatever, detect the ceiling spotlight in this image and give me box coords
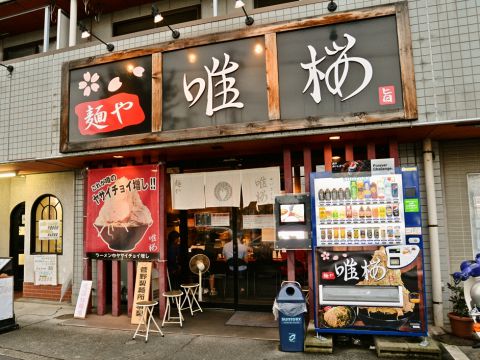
[0,171,17,178]
[78,23,114,52]
[329,135,341,140]
[152,5,180,39]
[0,63,14,74]
[327,0,337,12]
[235,0,254,26]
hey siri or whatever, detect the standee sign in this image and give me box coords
[85,164,160,260]
[61,3,416,152]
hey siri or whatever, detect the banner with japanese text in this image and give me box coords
[68,56,152,143]
[85,164,160,260]
[316,246,425,333]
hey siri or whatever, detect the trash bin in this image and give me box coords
[273,281,307,352]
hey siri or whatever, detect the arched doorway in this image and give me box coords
[10,202,25,292]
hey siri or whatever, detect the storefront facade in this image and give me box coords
[0,0,479,329]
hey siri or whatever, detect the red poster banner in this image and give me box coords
[85,165,160,260]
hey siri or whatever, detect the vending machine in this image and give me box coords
[310,162,427,336]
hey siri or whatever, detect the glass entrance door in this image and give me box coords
[176,206,284,310]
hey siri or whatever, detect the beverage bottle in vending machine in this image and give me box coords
[318,189,325,201]
[359,206,365,219]
[384,179,392,199]
[370,182,377,199]
[350,181,358,200]
[357,180,364,199]
[365,206,372,219]
[332,188,338,201]
[345,187,351,200]
[346,205,353,219]
[391,182,399,198]
[393,204,399,217]
[338,188,345,200]
[325,188,331,201]
[364,180,371,199]
[377,180,385,199]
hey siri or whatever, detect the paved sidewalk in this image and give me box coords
[0,300,475,360]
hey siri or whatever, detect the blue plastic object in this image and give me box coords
[277,282,306,352]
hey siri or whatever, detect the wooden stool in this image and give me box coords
[162,290,184,327]
[180,283,203,316]
[132,300,163,342]
[301,287,310,306]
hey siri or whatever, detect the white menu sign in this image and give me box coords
[74,280,92,319]
[34,254,57,285]
[0,277,13,321]
[243,215,275,229]
[39,220,61,240]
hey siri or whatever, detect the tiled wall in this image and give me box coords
[399,141,450,325]
[441,139,480,286]
[0,0,479,165]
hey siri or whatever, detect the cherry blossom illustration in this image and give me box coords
[132,66,145,77]
[321,251,330,261]
[79,72,100,97]
[106,66,145,93]
[108,77,122,92]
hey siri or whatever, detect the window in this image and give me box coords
[468,174,480,254]
[254,0,299,9]
[113,5,201,37]
[30,195,63,254]
[3,37,55,60]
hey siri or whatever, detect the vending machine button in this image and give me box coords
[408,237,420,244]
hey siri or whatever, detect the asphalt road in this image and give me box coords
[0,301,475,360]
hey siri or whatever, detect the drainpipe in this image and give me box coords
[423,138,444,327]
[43,6,50,52]
[213,0,218,16]
[69,0,77,46]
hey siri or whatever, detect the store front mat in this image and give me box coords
[225,311,278,328]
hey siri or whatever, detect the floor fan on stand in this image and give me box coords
[189,254,210,302]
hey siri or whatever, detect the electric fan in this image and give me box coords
[189,254,210,301]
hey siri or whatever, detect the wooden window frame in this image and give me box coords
[30,194,64,255]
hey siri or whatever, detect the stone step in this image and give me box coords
[374,336,441,359]
[304,320,333,353]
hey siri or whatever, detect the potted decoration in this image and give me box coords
[447,280,473,339]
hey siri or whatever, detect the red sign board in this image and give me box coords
[85,165,160,260]
[378,85,396,105]
[75,93,145,135]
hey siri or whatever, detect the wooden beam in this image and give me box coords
[62,110,406,153]
[127,261,135,316]
[396,2,417,120]
[303,147,312,193]
[389,139,399,166]
[96,260,106,315]
[111,260,121,316]
[283,148,293,194]
[152,53,162,132]
[282,147,295,281]
[265,33,280,120]
[158,163,167,317]
[324,144,332,172]
[345,143,354,161]
[367,142,376,160]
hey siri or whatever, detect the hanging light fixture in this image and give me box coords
[327,0,337,12]
[78,22,114,52]
[0,63,13,74]
[152,5,180,39]
[235,0,254,26]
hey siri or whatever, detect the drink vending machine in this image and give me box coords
[310,165,427,336]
